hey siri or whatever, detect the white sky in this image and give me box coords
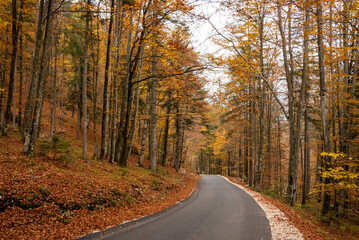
[188,0,232,95]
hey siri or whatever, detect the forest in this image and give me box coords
[0,0,359,239]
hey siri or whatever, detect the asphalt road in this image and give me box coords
[80,175,271,240]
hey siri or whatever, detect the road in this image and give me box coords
[79,175,271,240]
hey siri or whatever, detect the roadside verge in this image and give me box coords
[222,176,304,240]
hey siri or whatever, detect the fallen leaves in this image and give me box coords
[0,133,199,240]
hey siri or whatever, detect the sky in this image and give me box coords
[187,0,232,95]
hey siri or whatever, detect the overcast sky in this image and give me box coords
[188,0,231,95]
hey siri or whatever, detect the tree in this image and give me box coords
[23,0,54,155]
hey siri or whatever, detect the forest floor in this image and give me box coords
[0,102,199,239]
[227,177,359,240]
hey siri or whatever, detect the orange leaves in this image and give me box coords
[0,130,200,239]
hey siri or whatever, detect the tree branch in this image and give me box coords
[206,19,289,120]
[130,65,206,87]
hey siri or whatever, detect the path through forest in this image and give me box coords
[79,175,272,240]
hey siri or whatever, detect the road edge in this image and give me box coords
[76,176,201,240]
[221,176,304,240]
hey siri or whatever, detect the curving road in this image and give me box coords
[79,175,271,240]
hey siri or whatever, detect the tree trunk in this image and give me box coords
[255,6,266,189]
[109,0,122,163]
[100,0,115,160]
[76,61,82,140]
[277,1,302,206]
[1,26,10,134]
[302,98,310,204]
[53,38,57,135]
[174,92,183,172]
[82,0,91,158]
[117,14,134,166]
[161,91,171,166]
[149,54,157,170]
[124,46,145,164]
[317,2,332,215]
[11,52,17,129]
[60,42,65,134]
[23,0,45,140]
[139,86,150,167]
[227,151,231,177]
[278,117,283,197]
[17,33,23,129]
[266,100,272,188]
[5,0,21,134]
[23,0,54,155]
[302,5,311,205]
[248,99,254,187]
[92,3,101,158]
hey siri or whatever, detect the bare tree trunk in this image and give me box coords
[337,0,351,218]
[266,100,272,188]
[0,26,10,134]
[174,92,183,172]
[23,0,54,155]
[92,3,101,158]
[109,50,119,161]
[199,148,203,173]
[124,83,140,164]
[255,4,266,189]
[53,41,57,135]
[317,2,331,215]
[149,53,157,170]
[244,122,249,182]
[50,35,57,136]
[82,0,91,158]
[227,151,231,177]
[253,95,258,187]
[117,14,134,166]
[139,87,150,167]
[278,117,283,197]
[11,52,17,129]
[329,5,337,154]
[50,41,54,137]
[17,33,23,129]
[302,5,311,205]
[76,62,82,140]
[109,1,123,163]
[161,92,171,166]
[5,0,22,134]
[248,99,254,187]
[124,46,145,164]
[277,1,303,206]
[302,97,310,204]
[23,0,45,140]
[60,44,64,134]
[100,0,115,160]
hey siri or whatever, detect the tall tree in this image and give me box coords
[82,0,91,158]
[99,0,115,160]
[23,0,54,155]
[316,0,331,215]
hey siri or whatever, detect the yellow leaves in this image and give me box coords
[320,151,346,160]
[320,152,359,180]
[0,88,5,93]
[321,167,359,180]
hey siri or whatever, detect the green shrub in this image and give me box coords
[39,135,71,161]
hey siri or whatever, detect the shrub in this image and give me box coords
[39,135,71,161]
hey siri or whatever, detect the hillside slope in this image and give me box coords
[0,101,199,239]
